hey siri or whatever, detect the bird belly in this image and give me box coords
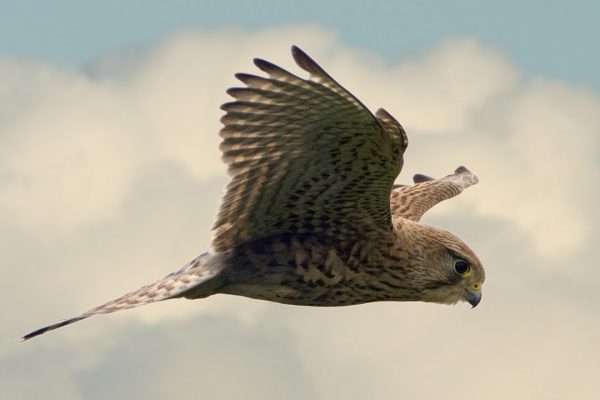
[219,277,376,307]
[216,235,392,306]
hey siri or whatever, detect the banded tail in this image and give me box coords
[21,253,220,341]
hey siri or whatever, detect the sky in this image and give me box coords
[2,1,600,399]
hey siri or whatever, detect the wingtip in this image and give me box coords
[375,108,392,119]
[290,45,325,77]
[234,72,251,82]
[290,44,303,57]
[252,57,281,74]
[252,57,268,69]
[452,165,479,185]
[291,45,310,69]
[413,174,435,183]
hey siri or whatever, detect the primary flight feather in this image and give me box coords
[22,46,484,341]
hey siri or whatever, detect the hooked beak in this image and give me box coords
[466,290,482,308]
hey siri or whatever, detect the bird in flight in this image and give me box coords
[22,46,484,341]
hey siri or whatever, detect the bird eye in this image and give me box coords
[454,259,470,274]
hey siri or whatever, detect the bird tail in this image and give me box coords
[21,252,220,341]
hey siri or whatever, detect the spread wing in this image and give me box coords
[390,166,478,222]
[212,46,408,252]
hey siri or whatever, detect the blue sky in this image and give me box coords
[2,2,600,399]
[2,0,599,89]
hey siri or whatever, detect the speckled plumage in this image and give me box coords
[22,46,484,341]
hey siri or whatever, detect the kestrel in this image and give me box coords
[22,46,484,341]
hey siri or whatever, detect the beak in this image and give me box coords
[466,290,482,308]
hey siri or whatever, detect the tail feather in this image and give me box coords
[21,253,218,341]
[21,317,87,341]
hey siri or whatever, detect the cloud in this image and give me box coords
[76,314,314,400]
[3,26,599,400]
[2,27,595,258]
[4,313,314,400]
[467,79,600,258]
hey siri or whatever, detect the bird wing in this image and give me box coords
[390,166,478,222]
[212,46,407,252]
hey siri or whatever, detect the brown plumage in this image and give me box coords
[22,46,484,341]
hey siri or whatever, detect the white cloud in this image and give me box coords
[473,79,600,257]
[2,26,600,400]
[378,37,519,134]
[0,62,140,233]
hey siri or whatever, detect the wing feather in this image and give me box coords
[390,166,479,222]
[212,46,407,252]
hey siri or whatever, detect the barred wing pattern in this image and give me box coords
[390,166,479,222]
[212,46,407,252]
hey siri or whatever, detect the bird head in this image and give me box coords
[395,222,485,307]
